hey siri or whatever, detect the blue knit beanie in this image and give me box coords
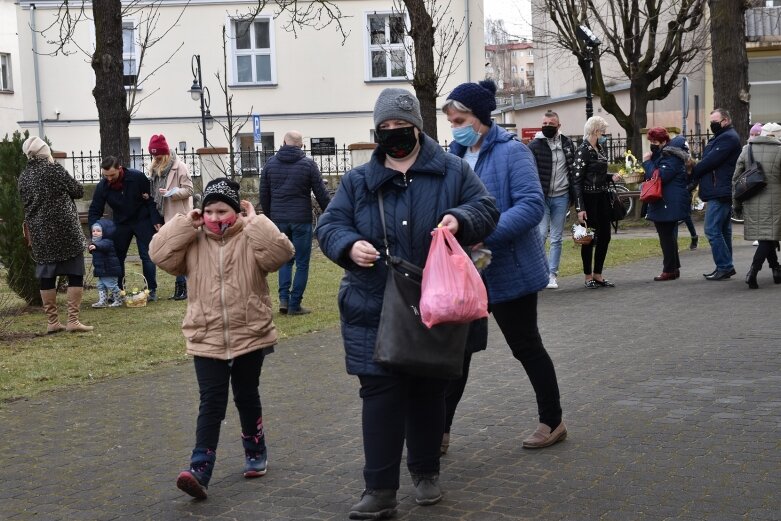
[447,80,498,126]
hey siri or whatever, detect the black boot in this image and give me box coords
[173,280,188,300]
[689,236,698,250]
[746,267,759,289]
[168,282,181,300]
[772,265,781,284]
[348,489,398,520]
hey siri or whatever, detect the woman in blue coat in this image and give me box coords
[316,88,498,520]
[442,80,567,454]
[642,129,692,281]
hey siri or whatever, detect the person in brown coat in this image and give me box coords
[150,177,294,500]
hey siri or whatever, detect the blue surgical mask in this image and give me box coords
[452,124,482,147]
[597,135,608,146]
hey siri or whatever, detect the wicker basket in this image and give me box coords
[122,273,149,308]
[622,173,644,184]
[572,224,595,246]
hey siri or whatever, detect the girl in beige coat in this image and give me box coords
[150,177,294,500]
[148,134,194,300]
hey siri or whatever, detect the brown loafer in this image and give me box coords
[653,272,677,281]
[522,422,567,449]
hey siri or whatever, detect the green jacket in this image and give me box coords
[733,136,781,241]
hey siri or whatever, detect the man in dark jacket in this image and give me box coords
[691,108,742,280]
[527,110,576,289]
[88,156,163,300]
[260,131,331,315]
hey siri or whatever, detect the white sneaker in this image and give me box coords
[753,241,759,246]
[546,274,559,289]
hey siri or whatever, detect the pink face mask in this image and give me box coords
[203,213,238,235]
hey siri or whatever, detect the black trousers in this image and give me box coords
[358,374,447,490]
[193,349,267,450]
[752,240,780,270]
[445,292,562,432]
[654,221,681,273]
[581,192,612,275]
[112,219,157,291]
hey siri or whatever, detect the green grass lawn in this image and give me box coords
[0,234,684,402]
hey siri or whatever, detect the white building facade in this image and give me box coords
[10,0,485,157]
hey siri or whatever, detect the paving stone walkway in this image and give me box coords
[2,230,779,521]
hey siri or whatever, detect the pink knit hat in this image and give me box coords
[750,123,763,136]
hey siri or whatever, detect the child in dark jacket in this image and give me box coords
[89,219,123,308]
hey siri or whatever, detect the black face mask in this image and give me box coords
[541,125,558,139]
[376,126,418,159]
[710,121,722,135]
[650,144,661,154]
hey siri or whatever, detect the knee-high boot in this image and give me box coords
[65,287,94,332]
[40,289,65,334]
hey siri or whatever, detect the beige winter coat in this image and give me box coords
[150,213,295,360]
[151,156,194,222]
[733,136,781,241]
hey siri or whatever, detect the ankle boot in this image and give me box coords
[241,418,268,478]
[348,489,398,520]
[40,289,65,334]
[176,448,216,500]
[174,280,188,301]
[168,281,180,300]
[689,236,698,250]
[91,289,108,308]
[771,265,781,284]
[65,287,94,332]
[745,267,759,289]
[410,472,442,506]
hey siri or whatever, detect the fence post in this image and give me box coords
[197,147,229,187]
[347,143,376,176]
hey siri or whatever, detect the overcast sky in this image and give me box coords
[483,0,532,38]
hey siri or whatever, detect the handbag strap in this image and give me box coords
[748,144,756,166]
[377,189,423,277]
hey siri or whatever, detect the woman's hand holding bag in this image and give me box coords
[420,227,488,328]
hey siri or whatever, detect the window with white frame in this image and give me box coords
[366,12,408,80]
[1,53,13,91]
[232,18,275,84]
[122,22,137,87]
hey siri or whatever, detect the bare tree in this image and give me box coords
[709,0,750,144]
[35,1,346,163]
[389,0,471,139]
[533,0,708,153]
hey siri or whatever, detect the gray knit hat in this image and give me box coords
[373,88,423,130]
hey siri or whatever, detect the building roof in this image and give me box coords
[485,41,534,52]
[493,82,631,115]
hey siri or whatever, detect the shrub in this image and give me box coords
[0,131,40,305]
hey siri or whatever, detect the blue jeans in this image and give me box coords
[537,194,569,275]
[97,276,120,294]
[275,222,312,310]
[704,199,733,271]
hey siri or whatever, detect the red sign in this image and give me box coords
[521,128,542,140]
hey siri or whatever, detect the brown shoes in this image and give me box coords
[522,422,567,449]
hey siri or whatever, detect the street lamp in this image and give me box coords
[189,54,213,148]
[576,25,601,121]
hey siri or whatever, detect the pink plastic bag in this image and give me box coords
[420,227,488,328]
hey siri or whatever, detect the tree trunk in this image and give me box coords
[404,0,438,140]
[628,83,648,157]
[709,0,750,144]
[91,1,130,163]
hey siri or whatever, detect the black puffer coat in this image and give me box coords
[90,219,122,277]
[18,158,87,264]
[259,145,331,223]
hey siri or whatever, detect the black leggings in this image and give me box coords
[40,275,83,290]
[655,221,681,273]
[752,241,780,271]
[581,192,612,275]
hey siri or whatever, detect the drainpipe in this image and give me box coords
[465,0,471,81]
[30,3,44,138]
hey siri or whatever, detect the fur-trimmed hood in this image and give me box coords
[662,136,690,162]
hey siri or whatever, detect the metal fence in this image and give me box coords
[64,131,718,183]
[64,145,354,183]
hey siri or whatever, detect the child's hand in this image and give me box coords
[88,244,96,252]
[188,208,204,229]
[239,200,256,222]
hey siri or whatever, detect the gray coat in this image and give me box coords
[733,136,781,241]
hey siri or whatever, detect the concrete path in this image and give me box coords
[1,230,779,521]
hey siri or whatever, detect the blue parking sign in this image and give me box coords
[253,115,261,143]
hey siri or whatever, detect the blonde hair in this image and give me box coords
[150,153,172,176]
[583,116,608,139]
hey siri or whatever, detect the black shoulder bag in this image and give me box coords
[372,189,469,379]
[734,144,767,202]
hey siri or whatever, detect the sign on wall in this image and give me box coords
[253,115,261,144]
